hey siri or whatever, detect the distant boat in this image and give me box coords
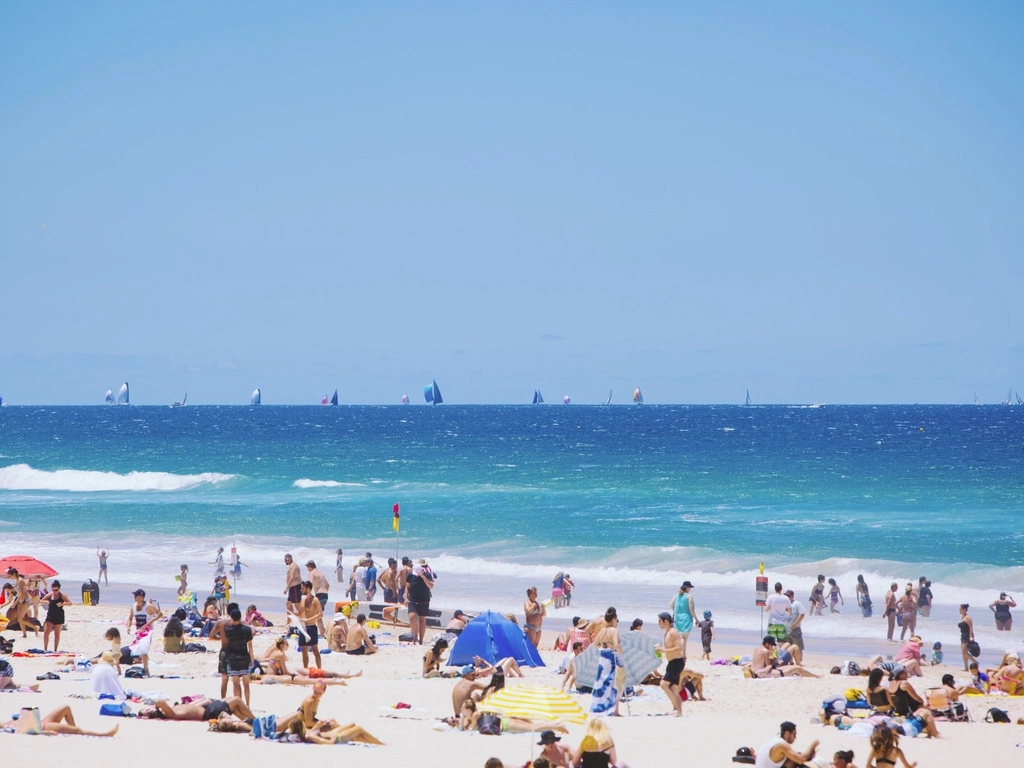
[974,392,982,406]
[532,390,544,404]
[808,402,824,409]
[330,389,338,406]
[633,388,644,405]
[251,388,261,405]
[424,380,443,405]
[1017,391,1023,406]
[0,396,3,407]
[563,395,570,405]
[744,389,752,406]
[170,391,187,408]
[1002,389,1013,406]
[401,394,409,404]
[603,390,612,406]
[104,388,115,405]
[117,382,129,405]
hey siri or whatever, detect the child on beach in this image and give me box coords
[930,642,943,666]
[176,565,188,597]
[699,610,715,660]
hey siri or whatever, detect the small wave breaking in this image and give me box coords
[292,479,366,489]
[0,464,235,492]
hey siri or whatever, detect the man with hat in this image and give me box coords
[784,589,806,652]
[537,729,573,767]
[446,609,469,635]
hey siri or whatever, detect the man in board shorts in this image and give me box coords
[764,582,792,643]
[657,612,685,716]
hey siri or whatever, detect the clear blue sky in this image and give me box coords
[2,2,1021,404]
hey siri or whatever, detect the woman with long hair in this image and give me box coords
[572,718,619,768]
[866,723,915,768]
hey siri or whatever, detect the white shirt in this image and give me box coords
[765,593,792,625]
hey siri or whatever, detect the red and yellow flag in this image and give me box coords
[393,503,400,532]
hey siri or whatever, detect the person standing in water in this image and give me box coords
[176,565,189,597]
[97,549,109,586]
[211,547,226,577]
[670,582,697,658]
[855,575,872,617]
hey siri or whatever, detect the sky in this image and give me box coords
[1,2,1022,405]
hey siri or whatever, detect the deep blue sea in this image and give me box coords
[1,404,1021,646]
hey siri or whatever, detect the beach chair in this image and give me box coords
[926,687,969,721]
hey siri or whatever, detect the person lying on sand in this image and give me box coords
[1,706,118,737]
[281,718,384,745]
[137,697,254,722]
[258,637,361,683]
[0,658,39,692]
[456,699,569,735]
[746,636,818,678]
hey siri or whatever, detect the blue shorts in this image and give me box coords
[900,716,923,738]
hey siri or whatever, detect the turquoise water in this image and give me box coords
[1,404,1021,643]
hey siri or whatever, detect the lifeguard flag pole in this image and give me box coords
[392,503,401,627]
[756,560,768,637]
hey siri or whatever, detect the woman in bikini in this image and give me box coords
[572,717,619,768]
[989,592,1016,631]
[257,638,359,684]
[866,723,916,768]
[957,604,975,671]
[524,587,546,649]
[456,698,569,736]
[828,578,844,613]
[284,718,385,745]
[422,638,452,678]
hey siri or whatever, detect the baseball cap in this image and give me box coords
[454,610,464,617]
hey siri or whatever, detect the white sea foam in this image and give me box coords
[0,464,235,492]
[292,479,366,489]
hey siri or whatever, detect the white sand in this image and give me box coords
[2,604,1022,767]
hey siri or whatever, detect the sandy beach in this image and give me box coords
[2,594,1023,768]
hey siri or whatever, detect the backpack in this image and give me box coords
[124,666,146,679]
[967,641,981,658]
[478,713,502,735]
[985,707,1010,723]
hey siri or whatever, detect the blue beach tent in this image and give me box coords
[447,611,545,668]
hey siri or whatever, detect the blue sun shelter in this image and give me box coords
[447,611,545,668]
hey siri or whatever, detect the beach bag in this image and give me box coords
[478,714,502,735]
[967,641,981,658]
[124,665,146,679]
[896,614,903,627]
[845,661,861,677]
[985,708,1010,723]
[251,714,277,739]
[15,707,42,735]
[99,702,131,717]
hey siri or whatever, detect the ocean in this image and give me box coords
[1,404,1021,653]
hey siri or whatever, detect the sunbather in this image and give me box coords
[137,697,254,722]
[1,706,118,737]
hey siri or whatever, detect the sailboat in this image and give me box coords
[532,390,544,404]
[401,394,409,404]
[744,389,752,406]
[170,391,187,408]
[973,392,982,406]
[1002,389,1013,406]
[1017,391,1023,406]
[251,388,261,406]
[424,380,443,405]
[330,389,338,406]
[603,390,612,406]
[116,382,129,405]
[104,388,115,405]
[633,388,644,405]
[563,395,570,404]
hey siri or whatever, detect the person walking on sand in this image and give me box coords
[5,568,36,638]
[897,584,917,640]
[670,581,697,657]
[783,589,806,653]
[284,554,301,612]
[884,583,899,642]
[656,612,685,716]
[958,604,976,671]
[295,581,323,669]
[406,559,434,645]
[524,587,546,648]
[224,607,254,706]
[208,601,238,699]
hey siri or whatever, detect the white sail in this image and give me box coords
[104,388,115,404]
[744,389,752,406]
[117,382,129,405]
[171,391,187,408]
[974,391,982,406]
[633,388,644,405]
[604,390,612,405]
[1002,389,1013,406]
[251,388,261,405]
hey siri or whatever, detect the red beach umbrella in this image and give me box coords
[0,556,59,579]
